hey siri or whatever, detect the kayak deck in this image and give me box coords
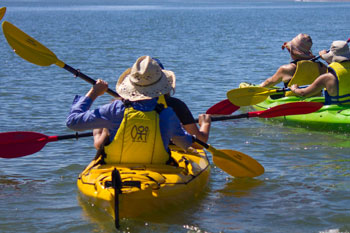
[239,83,350,133]
[77,146,210,219]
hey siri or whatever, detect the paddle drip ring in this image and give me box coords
[74,69,81,78]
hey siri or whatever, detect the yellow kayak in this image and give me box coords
[77,146,210,223]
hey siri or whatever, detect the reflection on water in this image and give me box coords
[0,175,23,187]
[77,194,116,232]
[218,177,264,198]
[0,174,46,194]
[77,188,212,232]
[294,159,350,177]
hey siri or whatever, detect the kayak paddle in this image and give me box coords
[199,101,323,123]
[206,99,240,115]
[1,21,120,98]
[0,7,6,21]
[0,131,93,159]
[0,102,323,159]
[0,130,264,177]
[227,86,305,106]
[194,137,264,178]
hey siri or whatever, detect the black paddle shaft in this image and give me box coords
[195,113,250,123]
[63,64,120,98]
[56,132,93,141]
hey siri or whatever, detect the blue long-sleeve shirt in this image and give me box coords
[66,95,193,151]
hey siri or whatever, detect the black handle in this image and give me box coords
[195,113,249,123]
[56,132,93,141]
[63,64,120,98]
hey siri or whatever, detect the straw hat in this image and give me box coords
[282,33,314,60]
[116,56,176,101]
[321,40,350,63]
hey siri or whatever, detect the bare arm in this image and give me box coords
[260,64,296,87]
[183,114,211,149]
[93,128,109,149]
[290,73,337,97]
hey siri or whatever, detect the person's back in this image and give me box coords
[284,60,326,96]
[291,40,350,105]
[260,33,327,91]
[66,56,193,164]
[103,98,188,164]
[93,58,211,150]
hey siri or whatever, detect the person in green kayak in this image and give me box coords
[66,55,194,164]
[93,57,211,150]
[259,33,327,96]
[290,40,350,105]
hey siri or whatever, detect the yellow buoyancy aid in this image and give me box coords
[104,102,170,164]
[325,61,350,105]
[285,60,321,96]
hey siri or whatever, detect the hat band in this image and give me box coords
[132,74,162,87]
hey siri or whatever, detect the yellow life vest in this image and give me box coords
[285,60,321,96]
[325,61,350,105]
[157,95,168,108]
[104,102,170,164]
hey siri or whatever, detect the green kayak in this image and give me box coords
[238,83,350,133]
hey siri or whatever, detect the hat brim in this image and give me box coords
[322,51,350,63]
[116,68,176,101]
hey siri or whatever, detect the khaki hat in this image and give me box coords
[116,56,176,101]
[282,33,314,60]
[321,40,350,63]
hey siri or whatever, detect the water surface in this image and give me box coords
[1,1,350,232]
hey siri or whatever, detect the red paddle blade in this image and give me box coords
[258,102,323,118]
[0,131,49,159]
[206,99,240,114]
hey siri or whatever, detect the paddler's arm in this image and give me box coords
[260,63,296,88]
[66,79,120,131]
[183,114,211,149]
[160,108,193,151]
[93,128,109,149]
[86,79,109,101]
[290,73,337,97]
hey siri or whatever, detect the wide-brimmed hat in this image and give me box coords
[282,33,314,60]
[116,56,176,101]
[321,40,350,63]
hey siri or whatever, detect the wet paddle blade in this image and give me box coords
[0,7,6,21]
[0,131,48,159]
[0,131,94,159]
[206,99,240,114]
[259,102,323,118]
[210,147,264,178]
[2,21,59,66]
[227,87,272,106]
[193,137,264,177]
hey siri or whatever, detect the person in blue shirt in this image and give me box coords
[92,57,211,150]
[66,55,193,164]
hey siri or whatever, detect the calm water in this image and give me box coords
[1,0,350,232]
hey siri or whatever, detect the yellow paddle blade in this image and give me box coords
[226,87,277,106]
[0,7,6,21]
[207,146,264,178]
[2,21,62,67]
